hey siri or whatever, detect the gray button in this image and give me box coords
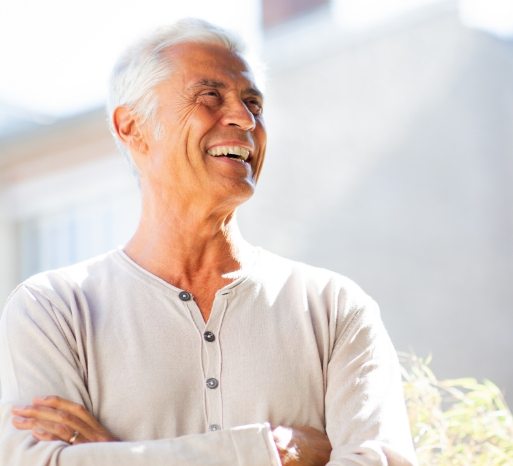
[204,331,215,342]
[206,378,219,389]
[209,424,221,431]
[179,291,191,301]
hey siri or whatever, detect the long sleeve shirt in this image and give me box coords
[0,247,417,465]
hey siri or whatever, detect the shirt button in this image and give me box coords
[209,424,221,431]
[203,331,216,342]
[178,291,191,301]
[206,378,219,389]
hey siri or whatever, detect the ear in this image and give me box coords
[112,106,149,155]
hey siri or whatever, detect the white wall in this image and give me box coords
[0,197,16,304]
[239,6,513,401]
[1,2,511,403]
[0,117,140,305]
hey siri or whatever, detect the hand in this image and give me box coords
[272,425,332,466]
[11,396,118,444]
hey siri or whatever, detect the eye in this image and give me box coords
[245,99,263,116]
[197,89,222,105]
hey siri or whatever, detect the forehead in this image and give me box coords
[164,42,258,89]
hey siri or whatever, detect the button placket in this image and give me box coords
[178,291,192,301]
[201,291,230,432]
[203,331,216,342]
[206,377,219,389]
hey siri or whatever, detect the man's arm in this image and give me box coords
[323,290,418,466]
[2,406,280,466]
[0,284,282,466]
[11,398,333,465]
[11,396,119,444]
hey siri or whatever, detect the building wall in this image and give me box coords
[238,6,513,401]
[0,3,511,404]
[0,110,139,304]
[0,202,15,304]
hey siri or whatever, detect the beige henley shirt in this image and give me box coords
[0,247,416,465]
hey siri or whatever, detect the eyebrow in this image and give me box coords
[192,79,226,89]
[191,79,263,100]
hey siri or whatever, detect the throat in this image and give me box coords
[184,276,235,322]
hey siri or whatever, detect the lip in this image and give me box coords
[210,155,251,170]
[206,141,255,162]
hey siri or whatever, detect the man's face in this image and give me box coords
[138,42,266,210]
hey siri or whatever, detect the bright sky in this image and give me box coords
[0,0,510,119]
[0,0,260,117]
[459,0,513,37]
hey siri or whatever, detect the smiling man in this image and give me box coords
[0,19,417,466]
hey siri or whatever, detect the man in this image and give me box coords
[0,19,417,465]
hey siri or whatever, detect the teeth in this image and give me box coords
[207,146,250,161]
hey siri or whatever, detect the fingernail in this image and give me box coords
[12,416,27,423]
[34,428,46,435]
[33,396,48,403]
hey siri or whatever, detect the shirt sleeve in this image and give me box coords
[0,285,281,466]
[324,290,418,466]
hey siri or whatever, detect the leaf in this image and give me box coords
[399,352,513,465]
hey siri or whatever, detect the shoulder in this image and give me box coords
[254,248,372,299]
[252,248,379,320]
[2,250,122,318]
[250,249,384,353]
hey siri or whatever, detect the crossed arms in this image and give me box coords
[0,269,417,466]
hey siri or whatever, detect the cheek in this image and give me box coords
[253,116,267,145]
[254,124,267,172]
[253,150,266,182]
[173,107,217,155]
[189,106,218,130]
[257,124,267,148]
[156,101,206,140]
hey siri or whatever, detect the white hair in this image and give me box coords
[107,18,247,168]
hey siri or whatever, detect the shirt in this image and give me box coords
[0,247,417,465]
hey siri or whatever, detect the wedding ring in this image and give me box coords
[68,431,80,444]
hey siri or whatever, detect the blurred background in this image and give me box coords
[0,0,512,405]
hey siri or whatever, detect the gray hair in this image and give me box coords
[107,18,247,168]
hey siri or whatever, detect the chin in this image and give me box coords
[213,180,256,209]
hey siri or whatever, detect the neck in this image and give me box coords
[124,198,252,290]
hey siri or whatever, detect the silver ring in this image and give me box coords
[68,431,80,444]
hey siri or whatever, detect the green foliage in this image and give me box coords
[400,354,513,465]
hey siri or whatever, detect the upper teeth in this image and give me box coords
[207,146,250,161]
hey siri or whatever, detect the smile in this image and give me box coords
[207,145,251,163]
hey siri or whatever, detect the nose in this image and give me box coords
[221,97,256,131]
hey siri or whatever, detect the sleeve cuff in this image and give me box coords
[230,423,282,466]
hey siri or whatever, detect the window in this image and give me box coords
[262,0,329,29]
[17,193,139,280]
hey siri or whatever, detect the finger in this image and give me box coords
[12,405,96,442]
[14,399,117,442]
[32,397,107,433]
[32,427,68,443]
[30,420,86,444]
[34,397,117,441]
[33,397,93,426]
[12,415,35,431]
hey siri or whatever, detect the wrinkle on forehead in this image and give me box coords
[163,42,260,90]
[165,42,246,70]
